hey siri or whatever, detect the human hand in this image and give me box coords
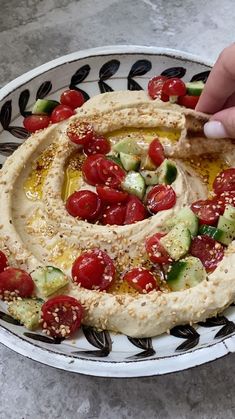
[196,43,235,138]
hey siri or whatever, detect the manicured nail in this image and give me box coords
[204,120,228,139]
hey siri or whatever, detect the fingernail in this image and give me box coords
[204,120,228,138]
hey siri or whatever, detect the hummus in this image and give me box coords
[1,90,235,337]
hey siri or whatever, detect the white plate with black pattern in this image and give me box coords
[1,45,235,377]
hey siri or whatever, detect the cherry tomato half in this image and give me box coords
[96,185,128,204]
[0,268,34,300]
[82,154,104,186]
[213,168,235,195]
[148,75,168,100]
[145,232,171,264]
[162,78,186,97]
[217,191,235,210]
[67,121,94,145]
[0,251,8,273]
[84,136,111,156]
[148,138,165,167]
[97,158,125,188]
[42,295,83,338]
[23,115,50,133]
[190,235,224,272]
[60,89,85,109]
[123,268,159,293]
[191,199,221,225]
[101,203,127,225]
[178,95,199,109]
[72,248,115,291]
[147,185,176,214]
[66,190,102,221]
[50,105,75,123]
[124,195,148,224]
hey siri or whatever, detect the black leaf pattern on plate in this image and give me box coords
[72,326,112,357]
[0,310,21,325]
[98,80,114,94]
[0,164,2,169]
[127,78,143,91]
[198,316,227,327]
[36,81,52,100]
[127,337,156,359]
[214,321,235,339]
[0,142,21,156]
[170,325,199,351]
[24,332,64,344]
[190,70,210,83]
[0,100,12,130]
[99,60,120,81]
[7,126,30,139]
[128,60,152,78]
[70,64,91,85]
[18,89,31,117]
[161,67,186,79]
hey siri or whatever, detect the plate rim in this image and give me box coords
[1,44,233,377]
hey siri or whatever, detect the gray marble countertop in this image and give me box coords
[1,1,235,418]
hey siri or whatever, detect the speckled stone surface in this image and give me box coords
[1,0,235,418]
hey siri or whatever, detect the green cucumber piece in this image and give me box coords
[167,256,206,291]
[217,215,235,245]
[8,298,43,330]
[122,171,145,200]
[140,154,157,170]
[31,266,69,297]
[113,138,142,155]
[160,223,191,260]
[223,205,235,221]
[186,81,204,96]
[199,225,226,242]
[32,99,59,115]
[157,159,177,185]
[140,170,159,186]
[119,152,140,171]
[165,207,198,236]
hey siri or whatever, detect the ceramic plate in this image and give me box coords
[1,46,235,377]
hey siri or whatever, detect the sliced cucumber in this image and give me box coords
[107,155,124,169]
[157,159,177,185]
[113,138,142,155]
[167,256,206,291]
[122,171,145,200]
[165,207,198,236]
[119,152,140,171]
[31,266,69,297]
[8,298,43,330]
[140,170,159,186]
[199,225,227,242]
[186,81,204,96]
[217,215,235,245]
[32,99,59,115]
[160,223,191,260]
[140,154,157,170]
[223,205,235,221]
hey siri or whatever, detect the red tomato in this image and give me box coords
[148,138,165,167]
[97,158,125,188]
[67,121,94,145]
[213,169,235,195]
[148,75,168,99]
[178,95,199,109]
[101,203,126,225]
[124,195,148,224]
[0,251,8,273]
[217,191,235,210]
[42,295,83,338]
[190,235,224,272]
[60,89,85,109]
[147,185,176,214]
[82,154,104,186]
[191,199,221,225]
[84,136,110,155]
[96,185,128,204]
[123,268,159,293]
[72,248,115,291]
[66,190,101,221]
[50,105,75,123]
[23,115,50,132]
[162,78,186,97]
[145,232,171,264]
[0,268,34,300]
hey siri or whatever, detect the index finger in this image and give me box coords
[196,44,235,114]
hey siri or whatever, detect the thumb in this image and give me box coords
[204,107,235,139]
